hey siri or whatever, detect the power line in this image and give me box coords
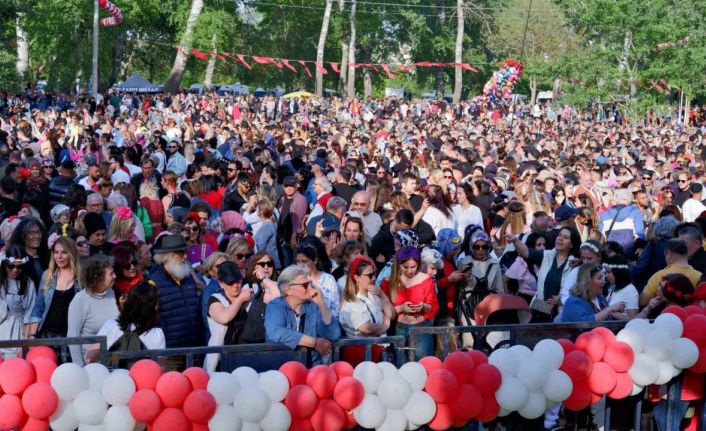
[341,0,561,11]
[242,0,561,14]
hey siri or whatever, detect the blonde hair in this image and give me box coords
[43,237,80,290]
[108,213,134,242]
[570,263,602,301]
[257,199,276,222]
[226,237,252,257]
[139,179,159,199]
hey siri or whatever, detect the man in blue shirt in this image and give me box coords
[265,266,340,363]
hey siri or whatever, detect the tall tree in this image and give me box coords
[346,0,357,98]
[452,0,464,103]
[315,0,333,97]
[203,33,217,90]
[164,0,203,93]
[15,14,29,81]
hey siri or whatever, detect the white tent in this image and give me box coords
[112,73,162,93]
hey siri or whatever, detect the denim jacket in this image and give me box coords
[30,270,81,330]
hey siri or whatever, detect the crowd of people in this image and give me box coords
[0,89,706,386]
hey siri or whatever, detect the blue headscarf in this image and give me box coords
[436,228,462,258]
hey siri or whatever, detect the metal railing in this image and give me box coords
[0,336,108,364]
[331,336,407,367]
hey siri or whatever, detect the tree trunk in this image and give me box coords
[452,0,464,104]
[346,0,357,99]
[164,0,204,93]
[529,75,537,105]
[363,68,372,99]
[204,34,217,91]
[552,76,562,99]
[16,14,29,81]
[315,0,333,97]
[108,30,127,88]
[339,39,349,96]
[618,30,636,98]
[434,0,446,99]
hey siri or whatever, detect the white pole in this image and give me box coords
[92,0,99,98]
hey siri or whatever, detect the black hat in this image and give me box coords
[283,176,298,187]
[153,234,188,255]
[217,261,243,284]
[60,160,75,171]
[84,212,106,238]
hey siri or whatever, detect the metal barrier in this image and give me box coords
[0,336,108,364]
[331,336,407,367]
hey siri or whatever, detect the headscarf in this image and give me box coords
[394,229,420,249]
[435,228,462,258]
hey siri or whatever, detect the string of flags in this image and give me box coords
[638,78,681,95]
[175,46,479,79]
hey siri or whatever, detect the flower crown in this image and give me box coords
[3,256,28,265]
[116,206,134,221]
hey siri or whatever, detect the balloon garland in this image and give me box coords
[479,59,524,111]
[98,0,123,27]
[1,306,705,430]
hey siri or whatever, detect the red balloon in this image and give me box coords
[311,399,346,431]
[443,352,475,384]
[21,383,58,420]
[682,371,705,401]
[471,364,502,394]
[289,416,314,431]
[155,371,192,408]
[663,305,688,321]
[689,346,706,373]
[588,362,617,395]
[191,424,209,431]
[557,339,576,356]
[683,314,706,346]
[476,394,499,423]
[0,358,34,395]
[280,361,309,388]
[153,408,190,431]
[450,384,483,421]
[332,377,365,411]
[25,347,57,365]
[21,417,48,431]
[130,359,163,391]
[285,385,319,418]
[425,369,459,403]
[561,351,594,382]
[590,392,602,404]
[419,356,443,375]
[330,362,354,380]
[607,372,633,400]
[563,380,592,411]
[129,389,163,423]
[603,341,635,373]
[306,365,338,399]
[182,367,209,390]
[684,305,705,317]
[575,332,606,362]
[0,394,27,430]
[30,358,56,385]
[183,389,217,424]
[429,402,455,431]
[592,327,616,346]
[465,349,488,366]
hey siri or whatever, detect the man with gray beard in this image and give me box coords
[149,235,202,368]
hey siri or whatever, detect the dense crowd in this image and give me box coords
[1,89,706,387]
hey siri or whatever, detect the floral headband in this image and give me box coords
[47,233,62,250]
[603,263,629,270]
[116,206,134,221]
[580,242,600,254]
[3,256,28,265]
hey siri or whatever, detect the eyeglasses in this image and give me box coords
[642,176,651,180]
[679,179,689,183]
[7,264,23,270]
[444,175,453,179]
[168,146,177,149]
[473,244,490,251]
[240,182,251,189]
[256,261,275,268]
[185,226,199,233]
[227,168,237,172]
[360,272,376,280]
[236,253,253,260]
[352,201,367,207]
[76,241,88,247]
[43,165,53,169]
[290,281,311,289]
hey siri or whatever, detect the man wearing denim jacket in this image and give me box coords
[265,266,340,364]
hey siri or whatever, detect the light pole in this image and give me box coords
[92,0,99,98]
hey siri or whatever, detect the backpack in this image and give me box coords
[108,329,147,369]
[239,286,266,344]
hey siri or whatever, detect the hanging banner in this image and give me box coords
[235,54,253,70]
[281,59,298,73]
[330,62,340,74]
[381,64,398,79]
[314,62,328,75]
[98,0,123,26]
[209,51,227,63]
[297,60,313,77]
[190,48,209,61]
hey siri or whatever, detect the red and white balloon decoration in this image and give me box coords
[98,0,123,26]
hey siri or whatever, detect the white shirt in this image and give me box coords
[682,198,706,222]
[125,163,141,177]
[339,292,384,337]
[111,169,131,185]
[422,206,456,237]
[608,284,639,311]
[98,319,166,351]
[452,204,484,238]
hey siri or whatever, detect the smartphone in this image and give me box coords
[462,265,472,273]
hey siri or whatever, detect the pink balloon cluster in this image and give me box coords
[98,0,123,26]
[479,59,524,111]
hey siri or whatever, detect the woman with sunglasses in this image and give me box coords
[295,244,340,319]
[111,244,144,301]
[237,252,280,344]
[183,212,215,270]
[226,237,253,273]
[73,234,91,259]
[0,246,36,358]
[560,263,624,323]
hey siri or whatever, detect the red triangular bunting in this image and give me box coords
[281,59,298,73]
[174,45,188,56]
[648,79,664,93]
[381,64,397,79]
[330,62,340,73]
[314,62,328,75]
[297,60,312,77]
[191,48,209,61]
[209,51,227,63]
[236,54,252,70]
[415,61,434,67]
[397,64,414,72]
[455,62,479,73]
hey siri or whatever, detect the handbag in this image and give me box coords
[529,296,554,315]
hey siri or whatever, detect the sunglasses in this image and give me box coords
[236,253,253,260]
[168,146,177,149]
[679,179,689,183]
[473,244,490,251]
[290,281,311,289]
[227,168,237,172]
[444,175,453,179]
[360,272,376,280]
[7,264,23,270]
[185,226,199,232]
[43,165,53,169]
[256,261,275,268]
[76,240,88,247]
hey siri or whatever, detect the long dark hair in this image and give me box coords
[118,280,159,334]
[298,236,332,273]
[0,245,30,296]
[9,217,48,262]
[425,184,451,217]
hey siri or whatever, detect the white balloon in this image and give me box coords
[258,371,290,402]
[101,371,136,406]
[516,360,549,390]
[51,363,90,401]
[671,338,699,369]
[378,362,399,379]
[655,361,675,385]
[259,402,291,431]
[111,369,130,376]
[241,422,260,431]
[354,394,388,429]
[232,367,259,387]
[377,409,407,431]
[509,345,533,365]
[406,421,422,430]
[84,363,110,392]
[533,339,565,370]
[654,313,684,338]
[629,354,660,386]
[73,390,108,426]
[208,372,240,406]
[51,401,80,431]
[626,318,651,333]
[498,407,511,417]
[631,384,644,396]
[377,376,413,410]
[79,424,105,431]
[489,349,518,377]
[616,328,646,354]
[542,370,573,402]
[354,361,385,394]
[643,329,673,362]
[398,362,427,392]
[103,406,136,431]
[402,391,436,425]
[234,386,272,422]
[209,405,243,431]
[519,391,547,419]
[496,377,529,412]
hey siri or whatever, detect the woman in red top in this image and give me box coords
[139,179,164,243]
[382,246,438,358]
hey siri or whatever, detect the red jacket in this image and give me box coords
[436,259,459,316]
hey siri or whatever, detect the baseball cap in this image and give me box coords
[555,205,579,222]
[283,176,298,187]
[217,261,243,285]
